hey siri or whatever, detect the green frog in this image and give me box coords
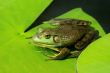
[31,18,99,60]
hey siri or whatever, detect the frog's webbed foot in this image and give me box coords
[75,30,99,50]
[68,51,82,58]
[47,48,70,60]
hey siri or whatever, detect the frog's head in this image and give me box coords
[32,28,61,48]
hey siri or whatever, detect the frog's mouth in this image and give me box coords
[31,39,60,52]
[31,40,55,48]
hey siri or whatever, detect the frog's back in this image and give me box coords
[54,25,89,46]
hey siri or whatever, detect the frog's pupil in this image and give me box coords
[45,35,51,39]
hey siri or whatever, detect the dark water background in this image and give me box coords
[26,0,110,33]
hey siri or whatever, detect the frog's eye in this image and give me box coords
[45,35,51,39]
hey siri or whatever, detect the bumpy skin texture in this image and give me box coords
[32,18,99,60]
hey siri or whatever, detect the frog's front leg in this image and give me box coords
[75,30,99,50]
[48,48,70,60]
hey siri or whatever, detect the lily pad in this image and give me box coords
[0,0,106,73]
[26,8,105,73]
[77,33,110,73]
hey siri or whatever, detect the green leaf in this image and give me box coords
[77,33,110,73]
[0,0,53,34]
[0,0,53,45]
[0,0,106,73]
[25,8,105,73]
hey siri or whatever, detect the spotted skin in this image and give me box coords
[32,18,99,60]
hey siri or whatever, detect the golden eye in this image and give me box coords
[45,35,51,39]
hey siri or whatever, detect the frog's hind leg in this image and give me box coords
[47,48,70,60]
[75,30,99,50]
[68,30,99,58]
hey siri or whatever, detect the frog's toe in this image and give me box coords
[75,42,84,50]
[68,51,82,58]
[47,48,70,60]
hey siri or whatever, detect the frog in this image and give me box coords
[31,18,99,60]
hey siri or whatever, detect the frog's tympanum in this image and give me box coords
[32,18,99,60]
